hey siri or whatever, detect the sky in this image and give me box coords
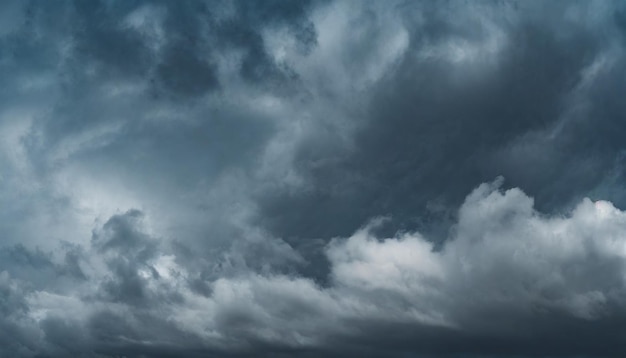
[1,0,626,357]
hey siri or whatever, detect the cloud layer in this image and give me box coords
[4,180,626,357]
[2,0,626,356]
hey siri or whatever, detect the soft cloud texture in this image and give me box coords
[2,0,626,356]
[3,181,626,356]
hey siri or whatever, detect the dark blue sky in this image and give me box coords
[1,1,626,357]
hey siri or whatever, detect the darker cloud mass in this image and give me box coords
[258,1,626,243]
[2,0,626,357]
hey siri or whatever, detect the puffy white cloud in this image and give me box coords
[8,179,626,356]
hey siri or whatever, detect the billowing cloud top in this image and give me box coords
[1,1,626,357]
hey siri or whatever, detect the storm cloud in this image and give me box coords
[1,0,626,357]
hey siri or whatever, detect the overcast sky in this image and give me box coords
[2,0,626,357]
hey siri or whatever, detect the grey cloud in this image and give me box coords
[71,0,153,78]
[0,272,43,357]
[0,245,86,291]
[93,209,155,254]
[207,181,626,356]
[91,210,184,306]
[155,41,219,97]
[39,316,90,357]
[258,0,626,245]
[5,181,626,357]
[2,0,626,357]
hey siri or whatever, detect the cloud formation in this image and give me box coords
[2,0,626,356]
[4,180,626,357]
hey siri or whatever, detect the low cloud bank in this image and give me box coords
[3,179,626,357]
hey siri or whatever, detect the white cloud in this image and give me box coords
[205,179,626,345]
[17,179,626,354]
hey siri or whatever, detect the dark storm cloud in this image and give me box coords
[258,0,626,244]
[3,0,626,357]
[93,210,161,304]
[0,244,86,289]
[0,271,51,357]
